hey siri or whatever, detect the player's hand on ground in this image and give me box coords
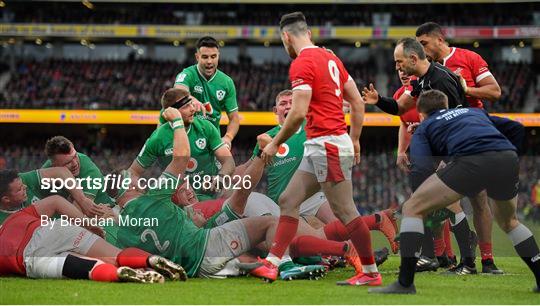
[352,139,361,165]
[407,122,420,134]
[361,84,379,104]
[261,141,278,166]
[256,133,272,150]
[396,152,411,173]
[162,107,182,122]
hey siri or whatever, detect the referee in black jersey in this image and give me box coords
[362,37,467,113]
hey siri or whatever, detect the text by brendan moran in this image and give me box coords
[40,215,159,229]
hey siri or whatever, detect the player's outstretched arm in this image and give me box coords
[261,90,310,165]
[215,146,235,177]
[39,167,101,217]
[362,83,416,115]
[344,79,364,164]
[162,107,190,177]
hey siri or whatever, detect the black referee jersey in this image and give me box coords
[411,62,469,108]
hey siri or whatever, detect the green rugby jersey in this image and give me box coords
[252,123,306,203]
[116,172,209,277]
[137,117,225,200]
[164,64,237,128]
[42,153,115,205]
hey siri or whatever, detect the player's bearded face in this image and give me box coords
[281,32,297,59]
[196,47,219,78]
[416,34,440,62]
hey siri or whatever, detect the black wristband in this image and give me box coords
[375,95,399,115]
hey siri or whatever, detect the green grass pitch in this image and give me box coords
[1,222,539,304]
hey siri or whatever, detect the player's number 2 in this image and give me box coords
[141,229,170,252]
[328,60,341,97]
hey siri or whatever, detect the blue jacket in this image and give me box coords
[409,108,517,190]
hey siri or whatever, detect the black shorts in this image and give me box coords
[436,150,519,201]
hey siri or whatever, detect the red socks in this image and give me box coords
[479,242,493,261]
[90,263,119,282]
[434,238,446,257]
[362,214,378,230]
[323,220,350,241]
[290,235,347,257]
[269,215,299,258]
[116,247,151,268]
[346,216,375,265]
[443,221,455,258]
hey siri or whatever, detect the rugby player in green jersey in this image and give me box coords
[110,107,334,282]
[130,88,235,201]
[42,136,115,208]
[169,36,240,149]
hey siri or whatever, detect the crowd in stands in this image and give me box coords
[1,135,538,219]
[3,3,537,26]
[2,57,531,112]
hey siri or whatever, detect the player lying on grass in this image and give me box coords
[107,107,331,282]
[370,90,540,294]
[130,87,234,201]
[0,176,186,283]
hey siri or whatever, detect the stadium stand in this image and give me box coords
[4,3,538,26]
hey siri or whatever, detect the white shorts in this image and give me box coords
[23,225,99,279]
[198,220,251,278]
[298,133,354,183]
[242,192,326,218]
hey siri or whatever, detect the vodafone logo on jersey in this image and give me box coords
[276,143,290,157]
[186,157,198,172]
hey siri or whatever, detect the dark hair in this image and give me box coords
[416,22,444,38]
[396,37,426,60]
[279,12,308,35]
[196,36,219,50]
[0,169,19,198]
[161,87,190,108]
[417,90,449,115]
[45,136,73,158]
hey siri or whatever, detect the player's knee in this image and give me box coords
[496,215,519,233]
[278,193,297,212]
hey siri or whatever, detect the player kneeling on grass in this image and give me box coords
[370,90,540,294]
[0,178,186,283]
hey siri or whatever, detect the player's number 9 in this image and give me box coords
[328,60,341,97]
